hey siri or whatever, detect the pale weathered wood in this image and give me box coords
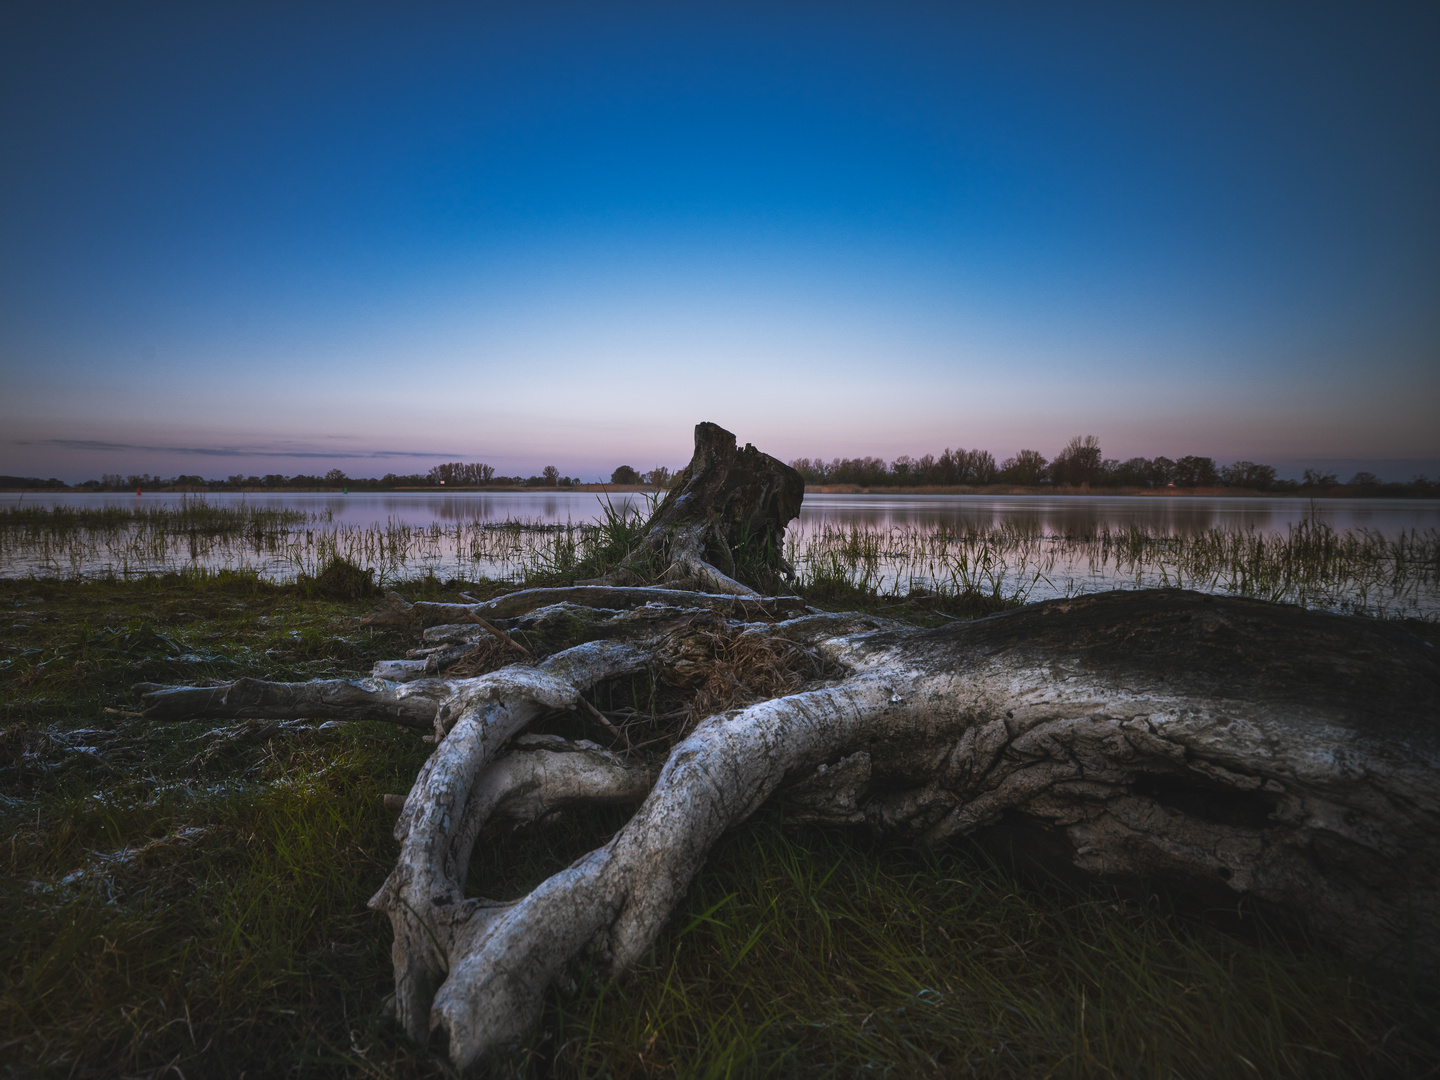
[138,586,1440,1070]
[388,590,1440,1068]
[359,584,807,630]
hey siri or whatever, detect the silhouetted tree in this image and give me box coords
[1110,458,1151,487]
[1172,456,1218,488]
[966,449,998,484]
[1147,457,1177,487]
[1050,435,1103,487]
[999,449,1048,485]
[611,466,641,485]
[1220,461,1277,489]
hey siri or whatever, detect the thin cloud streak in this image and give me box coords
[13,439,461,461]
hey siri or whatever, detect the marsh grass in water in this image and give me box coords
[792,517,1440,619]
[0,498,320,537]
[4,497,1437,618]
[2,574,1436,1077]
[516,492,657,587]
[0,497,656,589]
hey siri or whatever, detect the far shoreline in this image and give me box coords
[2,482,1437,500]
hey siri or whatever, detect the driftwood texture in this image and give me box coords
[140,586,1440,1071]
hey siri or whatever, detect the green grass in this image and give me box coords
[531,819,1435,1079]
[2,575,1436,1078]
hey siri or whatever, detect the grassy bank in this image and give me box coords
[2,570,1436,1078]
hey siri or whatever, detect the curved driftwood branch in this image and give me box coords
[366,639,655,1039]
[359,584,808,631]
[406,589,1438,1068]
[138,675,452,729]
[136,585,1440,1069]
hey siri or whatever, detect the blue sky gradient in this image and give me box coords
[2,1,1437,481]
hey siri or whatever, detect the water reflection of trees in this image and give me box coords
[795,496,1293,537]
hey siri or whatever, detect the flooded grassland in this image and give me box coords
[3,493,1437,619]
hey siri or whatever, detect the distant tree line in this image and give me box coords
[0,461,671,492]
[609,466,673,487]
[2,442,1434,495]
[788,436,1440,494]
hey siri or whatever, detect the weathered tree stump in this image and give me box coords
[588,420,805,596]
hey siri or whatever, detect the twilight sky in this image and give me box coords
[2,2,1437,483]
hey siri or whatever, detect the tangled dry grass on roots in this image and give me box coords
[439,636,521,678]
[657,613,830,731]
[426,611,833,755]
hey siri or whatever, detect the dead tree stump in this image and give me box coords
[590,420,805,596]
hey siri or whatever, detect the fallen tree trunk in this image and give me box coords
[142,586,1440,1070]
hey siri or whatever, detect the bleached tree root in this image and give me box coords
[364,639,662,1038]
[405,589,1439,1069]
[358,584,807,630]
[652,523,763,596]
[137,675,453,729]
[370,734,656,1045]
[134,585,1440,1072]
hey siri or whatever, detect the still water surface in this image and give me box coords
[6,491,1438,617]
[10,489,1439,536]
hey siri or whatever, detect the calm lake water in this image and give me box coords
[5,491,1439,618]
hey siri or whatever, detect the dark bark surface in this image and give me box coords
[597,421,805,594]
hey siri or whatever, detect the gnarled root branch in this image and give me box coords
[138,675,451,729]
[134,584,1440,1072]
[400,590,1440,1068]
[359,585,807,630]
[365,639,655,1039]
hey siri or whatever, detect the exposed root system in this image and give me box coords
[138,583,1440,1071]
